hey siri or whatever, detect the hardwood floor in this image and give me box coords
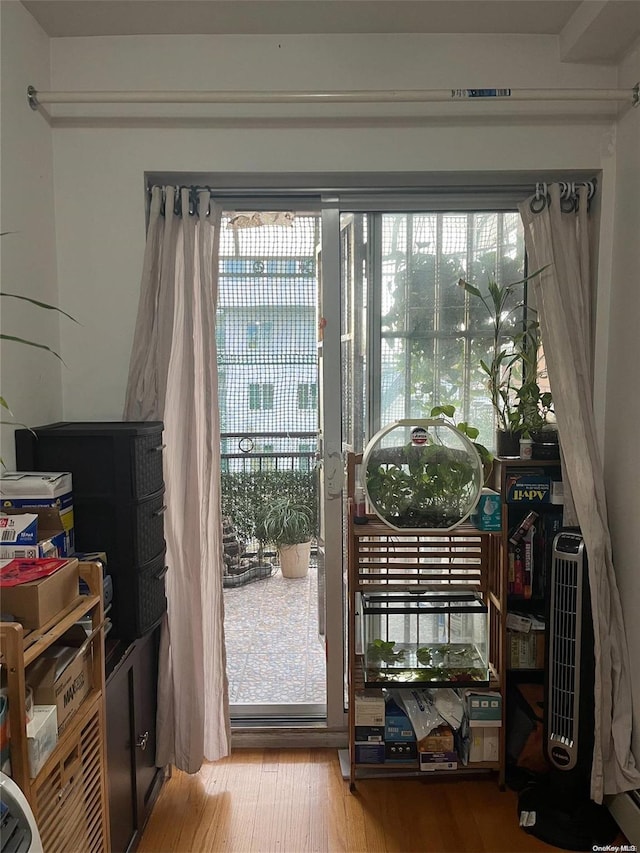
[136,748,570,853]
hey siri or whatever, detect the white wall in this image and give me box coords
[43,32,621,420]
[0,1,60,469]
[605,42,640,765]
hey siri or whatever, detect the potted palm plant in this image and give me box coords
[255,497,315,579]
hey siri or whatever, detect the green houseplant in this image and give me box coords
[429,404,493,485]
[457,268,552,455]
[255,496,315,579]
[1,233,78,465]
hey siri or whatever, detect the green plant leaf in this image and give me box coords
[430,404,455,418]
[0,291,79,324]
[457,278,482,298]
[0,334,66,364]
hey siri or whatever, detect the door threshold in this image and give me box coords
[231,726,347,749]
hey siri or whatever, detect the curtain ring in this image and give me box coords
[560,193,575,213]
[530,192,548,214]
[189,187,198,217]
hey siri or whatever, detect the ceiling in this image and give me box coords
[20,0,640,63]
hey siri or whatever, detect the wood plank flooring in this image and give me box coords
[136,748,571,853]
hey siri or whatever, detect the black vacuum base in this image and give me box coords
[518,778,619,851]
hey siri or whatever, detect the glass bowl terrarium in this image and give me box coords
[362,418,483,531]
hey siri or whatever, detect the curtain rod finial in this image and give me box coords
[27,85,40,110]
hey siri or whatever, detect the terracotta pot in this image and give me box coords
[278,541,310,578]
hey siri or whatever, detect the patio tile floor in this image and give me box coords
[223,561,326,705]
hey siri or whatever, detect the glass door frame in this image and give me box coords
[151,172,551,732]
[215,193,347,729]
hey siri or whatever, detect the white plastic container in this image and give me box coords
[519,438,533,459]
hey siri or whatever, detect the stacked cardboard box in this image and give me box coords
[0,558,79,629]
[0,472,74,554]
[354,692,385,763]
[465,690,502,763]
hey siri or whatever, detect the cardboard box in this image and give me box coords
[354,691,385,727]
[418,725,455,753]
[0,512,39,546]
[384,696,415,743]
[0,507,68,559]
[26,624,93,732]
[465,691,502,727]
[470,488,502,531]
[0,558,79,629]
[505,473,551,504]
[385,741,418,762]
[469,727,500,763]
[354,742,385,764]
[0,472,74,553]
[26,705,58,777]
[355,726,384,742]
[508,628,545,669]
[419,751,458,771]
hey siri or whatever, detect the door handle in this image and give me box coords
[136,731,150,751]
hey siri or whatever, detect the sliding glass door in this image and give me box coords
[216,186,526,730]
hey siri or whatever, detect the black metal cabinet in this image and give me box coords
[106,629,164,853]
[16,421,168,640]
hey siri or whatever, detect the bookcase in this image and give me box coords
[345,453,505,789]
[0,561,110,852]
[491,457,563,676]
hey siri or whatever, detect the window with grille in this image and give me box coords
[349,210,527,452]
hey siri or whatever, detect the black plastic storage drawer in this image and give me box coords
[72,489,167,567]
[15,421,165,500]
[118,551,168,638]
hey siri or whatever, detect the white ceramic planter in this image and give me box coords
[279,541,311,578]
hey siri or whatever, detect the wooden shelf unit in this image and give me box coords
[0,561,110,852]
[346,453,505,789]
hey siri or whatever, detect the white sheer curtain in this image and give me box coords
[519,184,640,802]
[124,185,230,771]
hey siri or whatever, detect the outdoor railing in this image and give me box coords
[220,431,318,543]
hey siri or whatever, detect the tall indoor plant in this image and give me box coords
[1,232,78,464]
[458,267,551,455]
[255,496,315,579]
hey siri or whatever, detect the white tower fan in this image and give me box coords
[517,530,618,850]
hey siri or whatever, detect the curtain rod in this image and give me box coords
[27,85,639,109]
